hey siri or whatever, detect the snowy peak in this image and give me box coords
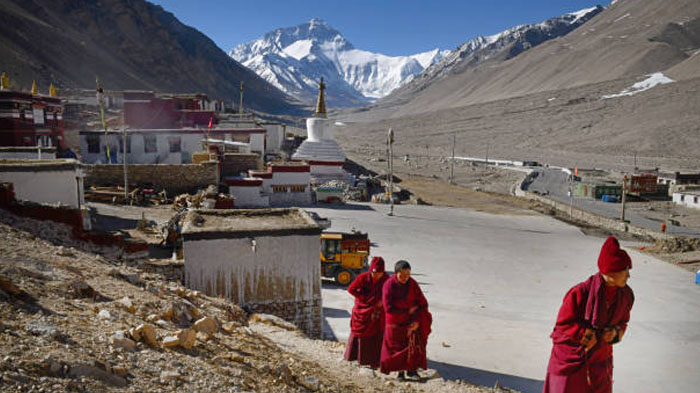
[230,18,448,107]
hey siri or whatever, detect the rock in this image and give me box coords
[358,367,375,377]
[116,297,135,314]
[25,322,60,338]
[69,281,100,300]
[196,331,211,342]
[68,364,127,387]
[110,331,136,351]
[221,321,240,334]
[134,324,157,348]
[193,316,218,335]
[0,275,23,296]
[155,319,169,328]
[249,314,296,331]
[160,307,173,321]
[423,369,441,380]
[160,370,180,384]
[97,310,112,320]
[128,327,140,341]
[178,329,196,349]
[146,314,159,322]
[162,336,180,348]
[112,366,128,377]
[300,375,320,391]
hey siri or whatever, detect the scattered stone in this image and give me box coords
[196,331,211,342]
[134,324,157,348]
[193,316,218,335]
[69,281,101,300]
[249,314,297,331]
[178,329,196,349]
[221,321,240,334]
[300,375,320,391]
[116,296,135,313]
[68,363,127,387]
[112,366,128,377]
[146,314,159,322]
[162,335,180,348]
[110,331,136,351]
[25,322,60,338]
[0,275,23,297]
[155,319,169,328]
[160,370,181,384]
[97,310,112,320]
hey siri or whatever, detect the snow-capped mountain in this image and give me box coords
[382,6,604,105]
[230,18,449,107]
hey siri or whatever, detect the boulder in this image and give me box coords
[134,324,157,348]
[178,329,196,349]
[193,316,218,335]
[110,331,136,351]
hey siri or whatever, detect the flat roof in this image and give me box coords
[182,208,321,240]
[0,158,80,171]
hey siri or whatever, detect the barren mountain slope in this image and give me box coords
[0,0,299,114]
[375,0,700,117]
[337,74,700,173]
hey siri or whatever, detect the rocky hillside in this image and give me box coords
[0,208,505,393]
[0,0,301,114]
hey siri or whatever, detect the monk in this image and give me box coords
[380,260,432,381]
[344,256,389,369]
[543,236,634,393]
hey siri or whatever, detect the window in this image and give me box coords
[144,135,157,153]
[119,135,131,153]
[694,196,698,204]
[680,195,685,202]
[87,135,100,154]
[272,185,288,193]
[168,137,181,153]
[290,185,306,193]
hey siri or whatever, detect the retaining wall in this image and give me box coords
[84,161,219,195]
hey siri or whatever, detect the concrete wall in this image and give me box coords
[0,148,56,160]
[228,186,269,208]
[0,165,82,208]
[183,234,322,337]
[262,124,284,153]
[222,154,263,178]
[80,132,210,164]
[84,161,219,195]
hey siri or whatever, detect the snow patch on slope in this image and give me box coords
[602,73,675,99]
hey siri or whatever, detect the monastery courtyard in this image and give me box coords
[310,202,700,393]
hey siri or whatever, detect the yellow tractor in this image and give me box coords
[320,231,370,285]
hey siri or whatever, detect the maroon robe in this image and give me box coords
[344,271,388,368]
[380,275,432,374]
[543,273,634,393]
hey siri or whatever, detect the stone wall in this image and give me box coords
[84,161,219,195]
[221,154,262,178]
[246,298,322,338]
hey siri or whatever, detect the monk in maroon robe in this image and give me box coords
[380,260,432,381]
[543,236,634,393]
[344,256,389,369]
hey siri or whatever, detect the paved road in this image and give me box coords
[308,202,700,393]
[524,167,700,237]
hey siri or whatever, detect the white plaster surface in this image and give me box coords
[309,203,700,393]
[228,186,269,208]
[0,168,80,208]
[184,233,320,303]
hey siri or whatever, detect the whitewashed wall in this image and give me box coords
[673,192,700,209]
[262,124,284,153]
[0,167,81,208]
[183,233,321,334]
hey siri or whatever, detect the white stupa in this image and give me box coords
[292,78,349,183]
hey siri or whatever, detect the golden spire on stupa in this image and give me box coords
[49,83,57,97]
[314,77,327,118]
[31,80,38,95]
[0,72,9,90]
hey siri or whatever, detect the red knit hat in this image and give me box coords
[370,256,385,273]
[598,236,632,273]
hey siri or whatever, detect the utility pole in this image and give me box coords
[569,173,573,219]
[239,81,244,120]
[485,141,490,164]
[387,128,394,216]
[634,151,637,169]
[449,133,456,185]
[621,175,628,223]
[122,126,129,204]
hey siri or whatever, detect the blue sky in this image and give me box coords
[150,0,609,56]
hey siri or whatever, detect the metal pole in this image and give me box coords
[621,175,627,222]
[239,82,244,120]
[450,133,456,185]
[569,174,573,219]
[122,126,129,204]
[485,141,489,164]
[388,128,394,216]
